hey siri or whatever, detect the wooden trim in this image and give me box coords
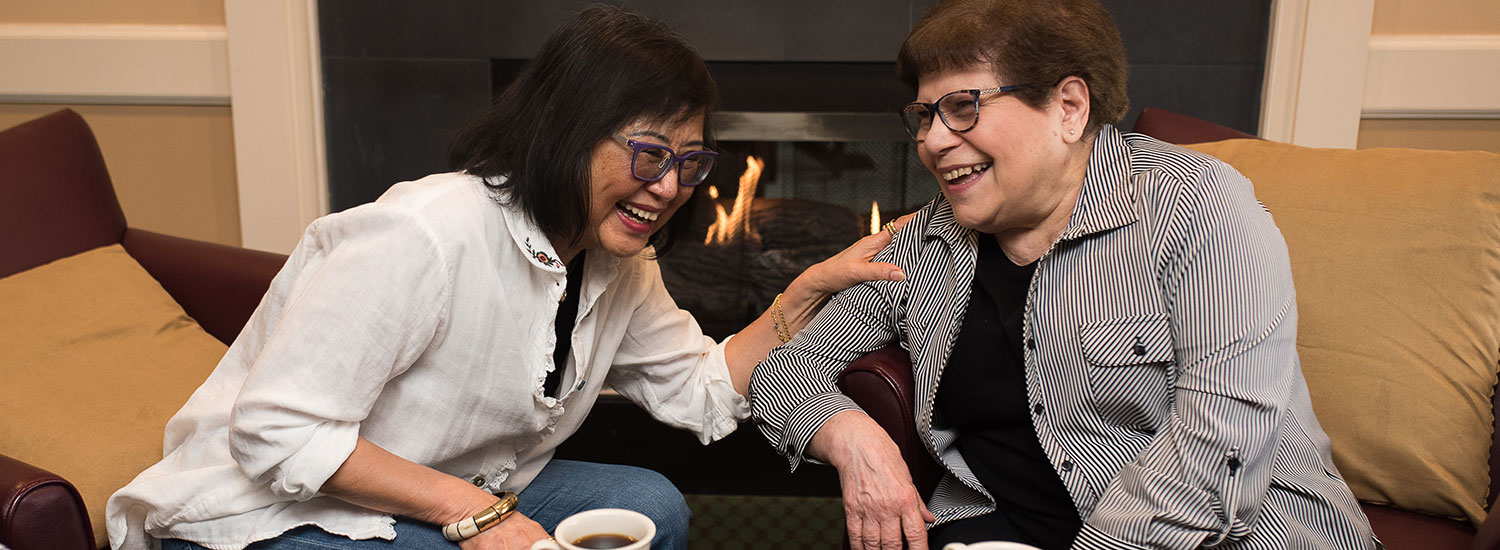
[1362,35,1500,119]
[225,0,327,254]
[1260,0,1307,143]
[1260,0,1375,147]
[0,24,228,105]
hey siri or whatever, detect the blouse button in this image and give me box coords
[1026,338,1036,350]
[1060,460,1074,472]
[1032,403,1044,415]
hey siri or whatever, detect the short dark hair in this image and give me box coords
[447,5,718,256]
[897,0,1129,134]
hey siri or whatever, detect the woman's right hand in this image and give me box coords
[813,410,935,550]
[461,512,552,550]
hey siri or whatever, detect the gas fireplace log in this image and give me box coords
[660,198,863,339]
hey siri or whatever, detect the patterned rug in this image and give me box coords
[684,494,845,549]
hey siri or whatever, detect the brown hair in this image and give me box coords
[897,0,1128,134]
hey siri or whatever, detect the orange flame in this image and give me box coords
[705,156,763,245]
[870,201,881,235]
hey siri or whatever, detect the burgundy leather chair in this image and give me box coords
[837,108,1499,550]
[0,109,288,550]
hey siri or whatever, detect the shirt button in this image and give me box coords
[1060,460,1074,472]
[472,475,486,486]
[1026,338,1036,350]
[1032,403,1044,415]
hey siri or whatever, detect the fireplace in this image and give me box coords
[318,0,1272,337]
[659,112,929,338]
[312,0,1274,500]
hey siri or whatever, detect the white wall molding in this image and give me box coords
[1259,0,1307,143]
[1260,0,1375,148]
[0,24,228,105]
[1362,35,1500,119]
[225,0,327,254]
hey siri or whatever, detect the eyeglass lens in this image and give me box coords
[632,145,715,187]
[901,90,983,141]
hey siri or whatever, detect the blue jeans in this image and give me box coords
[160,460,690,550]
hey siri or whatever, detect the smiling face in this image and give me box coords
[570,112,706,260]
[915,64,1079,235]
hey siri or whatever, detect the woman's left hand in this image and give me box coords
[725,213,916,396]
[775,214,914,334]
[795,213,914,297]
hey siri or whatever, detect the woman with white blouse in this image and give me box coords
[104,6,907,550]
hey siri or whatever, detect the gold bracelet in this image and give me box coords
[771,293,792,343]
[442,491,519,541]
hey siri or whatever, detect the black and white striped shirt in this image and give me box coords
[749,127,1375,549]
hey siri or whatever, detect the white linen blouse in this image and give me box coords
[105,172,749,550]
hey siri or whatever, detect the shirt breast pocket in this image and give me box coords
[1078,314,1174,432]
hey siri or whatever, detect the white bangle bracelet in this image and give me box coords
[442,491,519,542]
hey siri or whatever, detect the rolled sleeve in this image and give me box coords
[1074,523,1150,550]
[249,421,360,500]
[750,269,904,471]
[773,391,864,468]
[227,203,452,499]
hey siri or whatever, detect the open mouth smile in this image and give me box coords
[942,162,992,182]
[617,202,660,225]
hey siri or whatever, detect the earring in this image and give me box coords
[1068,129,1076,135]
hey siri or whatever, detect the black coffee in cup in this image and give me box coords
[572,533,637,549]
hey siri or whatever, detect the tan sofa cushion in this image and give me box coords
[0,244,226,547]
[1187,139,1500,525]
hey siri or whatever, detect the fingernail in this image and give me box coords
[891,270,905,282]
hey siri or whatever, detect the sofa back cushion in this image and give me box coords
[0,244,226,547]
[1186,139,1500,526]
[0,109,127,279]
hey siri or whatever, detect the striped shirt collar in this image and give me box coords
[1059,124,1138,241]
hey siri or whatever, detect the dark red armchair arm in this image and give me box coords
[836,345,944,498]
[0,454,93,550]
[122,228,288,346]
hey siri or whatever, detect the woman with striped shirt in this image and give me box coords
[749,1,1375,549]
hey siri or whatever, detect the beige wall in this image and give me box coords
[1359,0,1500,153]
[1371,0,1500,35]
[1358,119,1500,152]
[0,0,241,246]
[0,0,223,26]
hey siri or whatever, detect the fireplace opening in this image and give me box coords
[660,125,937,339]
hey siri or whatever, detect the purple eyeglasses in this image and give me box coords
[613,135,719,187]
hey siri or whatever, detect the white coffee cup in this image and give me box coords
[530,508,656,550]
[942,542,1043,550]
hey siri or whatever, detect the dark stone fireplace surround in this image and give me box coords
[316,0,1271,498]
